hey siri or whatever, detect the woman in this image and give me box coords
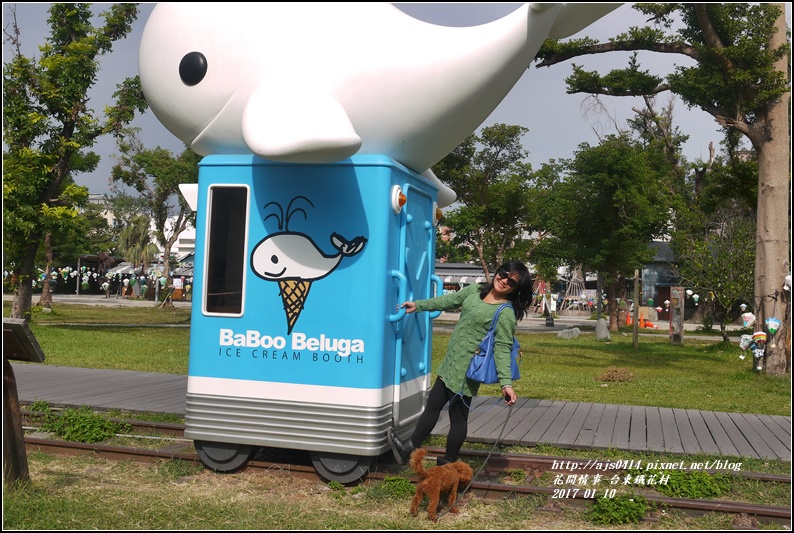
[387,260,533,465]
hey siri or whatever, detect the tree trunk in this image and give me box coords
[37,233,54,309]
[10,237,41,320]
[607,279,621,332]
[754,3,790,374]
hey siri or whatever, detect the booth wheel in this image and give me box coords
[310,452,375,484]
[194,440,257,473]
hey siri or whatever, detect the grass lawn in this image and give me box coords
[3,301,790,531]
[5,300,789,415]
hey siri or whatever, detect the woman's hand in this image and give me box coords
[502,386,517,406]
[401,301,417,314]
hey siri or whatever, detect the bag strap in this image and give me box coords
[489,303,513,331]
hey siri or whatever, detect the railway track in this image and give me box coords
[22,414,792,527]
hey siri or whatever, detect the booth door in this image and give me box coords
[393,182,437,427]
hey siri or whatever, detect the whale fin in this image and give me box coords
[242,86,362,163]
[536,3,623,39]
[420,169,457,208]
[331,233,368,257]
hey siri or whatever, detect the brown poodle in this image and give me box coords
[408,448,473,521]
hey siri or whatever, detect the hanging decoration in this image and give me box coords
[751,331,767,371]
[741,312,756,328]
[765,317,781,335]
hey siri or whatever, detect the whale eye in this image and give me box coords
[271,255,279,264]
[179,52,207,86]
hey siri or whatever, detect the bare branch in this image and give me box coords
[2,5,23,56]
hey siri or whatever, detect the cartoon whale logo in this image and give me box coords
[250,197,366,333]
[139,3,620,208]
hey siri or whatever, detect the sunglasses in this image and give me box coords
[496,269,518,289]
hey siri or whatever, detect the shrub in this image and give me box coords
[589,494,648,525]
[41,406,132,443]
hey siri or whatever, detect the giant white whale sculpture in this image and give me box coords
[139,3,619,207]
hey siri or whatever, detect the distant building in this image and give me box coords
[86,194,117,228]
[434,262,488,292]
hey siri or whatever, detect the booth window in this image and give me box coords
[205,186,248,314]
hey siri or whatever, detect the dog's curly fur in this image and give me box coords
[408,448,473,521]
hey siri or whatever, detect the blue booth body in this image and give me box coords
[185,155,439,457]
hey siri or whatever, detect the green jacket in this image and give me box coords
[414,283,517,397]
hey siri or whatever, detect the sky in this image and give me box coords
[3,3,790,196]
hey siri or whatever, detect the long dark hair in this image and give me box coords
[479,260,533,321]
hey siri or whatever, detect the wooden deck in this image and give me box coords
[10,363,790,461]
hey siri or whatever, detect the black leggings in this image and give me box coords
[409,377,471,461]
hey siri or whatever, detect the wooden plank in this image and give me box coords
[432,396,488,435]
[700,410,740,457]
[659,407,684,453]
[573,403,605,449]
[465,397,505,434]
[728,413,778,460]
[685,409,721,455]
[557,403,593,447]
[500,399,550,446]
[539,402,580,444]
[714,411,758,458]
[522,401,566,444]
[755,414,791,451]
[472,398,531,443]
[628,405,646,452]
[610,405,632,450]
[591,404,618,450]
[467,396,523,435]
[673,408,701,455]
[644,407,664,452]
[769,415,792,435]
[739,414,790,460]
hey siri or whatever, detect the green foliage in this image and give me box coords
[433,123,535,271]
[110,127,199,282]
[505,468,527,484]
[671,206,756,333]
[531,134,671,321]
[534,4,790,364]
[365,476,415,500]
[327,481,345,491]
[588,494,648,525]
[652,469,733,499]
[541,4,789,120]
[116,215,160,270]
[30,399,51,413]
[41,406,132,444]
[3,3,145,318]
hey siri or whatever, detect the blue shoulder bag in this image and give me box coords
[465,303,522,384]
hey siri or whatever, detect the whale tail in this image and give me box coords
[331,233,367,257]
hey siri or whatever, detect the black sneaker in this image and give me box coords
[386,427,413,465]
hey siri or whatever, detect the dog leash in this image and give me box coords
[434,402,514,521]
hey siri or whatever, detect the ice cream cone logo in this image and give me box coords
[251,197,367,333]
[278,279,312,334]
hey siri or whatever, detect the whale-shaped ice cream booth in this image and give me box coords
[138,2,619,481]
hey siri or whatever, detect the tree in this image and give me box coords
[3,3,146,319]
[110,128,199,285]
[532,134,672,331]
[535,3,790,371]
[432,124,535,278]
[671,206,756,342]
[117,215,159,274]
